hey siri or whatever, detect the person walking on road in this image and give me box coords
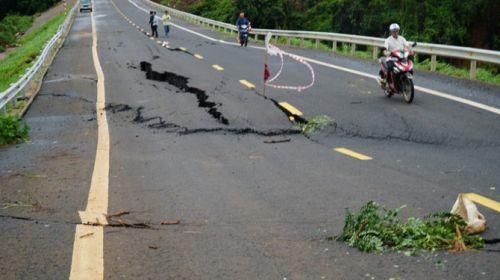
[149,11,155,35]
[162,10,171,37]
[151,11,159,38]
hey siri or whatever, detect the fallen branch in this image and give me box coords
[106,211,130,218]
[160,220,181,225]
[264,138,291,144]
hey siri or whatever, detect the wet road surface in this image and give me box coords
[1,0,499,279]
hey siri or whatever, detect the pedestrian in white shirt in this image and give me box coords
[151,11,159,38]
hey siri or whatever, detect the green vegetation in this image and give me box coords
[0,115,30,146]
[0,0,61,19]
[0,12,66,92]
[165,0,499,50]
[295,115,335,134]
[416,59,500,84]
[0,15,34,51]
[336,201,484,255]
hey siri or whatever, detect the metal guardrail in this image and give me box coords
[144,0,499,79]
[0,1,79,114]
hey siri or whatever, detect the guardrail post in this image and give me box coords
[469,60,477,79]
[315,39,320,49]
[254,33,258,41]
[372,46,379,60]
[332,41,337,52]
[286,37,291,46]
[351,43,356,55]
[430,55,437,72]
[300,37,304,48]
[274,36,279,44]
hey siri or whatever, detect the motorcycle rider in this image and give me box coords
[382,23,410,85]
[235,12,251,47]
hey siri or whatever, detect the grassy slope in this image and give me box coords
[0,12,66,92]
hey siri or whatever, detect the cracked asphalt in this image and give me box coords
[0,0,499,279]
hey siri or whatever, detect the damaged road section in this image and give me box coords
[139,61,229,125]
[104,103,301,136]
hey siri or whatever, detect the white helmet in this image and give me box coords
[389,23,400,32]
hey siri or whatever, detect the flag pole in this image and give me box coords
[263,32,272,97]
[263,48,268,96]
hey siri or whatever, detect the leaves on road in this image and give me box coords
[294,115,335,135]
[336,201,484,254]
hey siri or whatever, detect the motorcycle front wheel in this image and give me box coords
[402,77,414,104]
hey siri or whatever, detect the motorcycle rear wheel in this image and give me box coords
[402,78,414,103]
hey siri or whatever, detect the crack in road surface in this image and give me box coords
[105,103,301,136]
[139,61,229,125]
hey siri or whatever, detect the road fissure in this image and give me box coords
[104,103,301,136]
[139,61,230,125]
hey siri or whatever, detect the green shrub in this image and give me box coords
[0,28,16,47]
[336,201,484,254]
[0,15,33,49]
[0,115,30,146]
[294,115,335,134]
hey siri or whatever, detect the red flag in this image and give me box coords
[264,64,271,82]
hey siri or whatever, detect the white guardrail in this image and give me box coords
[0,1,78,114]
[144,0,500,80]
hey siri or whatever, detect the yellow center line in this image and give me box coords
[334,147,373,161]
[465,193,500,212]
[70,5,110,280]
[278,102,303,116]
[212,64,224,71]
[194,54,204,60]
[239,80,256,89]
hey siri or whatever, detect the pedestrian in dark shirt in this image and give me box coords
[149,11,155,36]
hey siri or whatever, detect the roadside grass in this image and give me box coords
[0,12,66,92]
[0,15,34,50]
[0,115,30,146]
[335,201,484,255]
[415,59,500,84]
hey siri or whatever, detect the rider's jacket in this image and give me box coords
[384,35,409,52]
[236,18,250,30]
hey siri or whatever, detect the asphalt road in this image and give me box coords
[0,0,499,279]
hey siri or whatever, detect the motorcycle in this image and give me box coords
[378,42,417,103]
[238,24,249,47]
